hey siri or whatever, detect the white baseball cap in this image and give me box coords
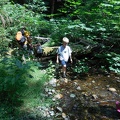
[62,37,69,43]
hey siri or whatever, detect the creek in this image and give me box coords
[54,72,120,120]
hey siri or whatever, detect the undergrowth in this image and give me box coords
[0,57,54,120]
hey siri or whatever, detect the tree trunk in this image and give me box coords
[51,0,55,15]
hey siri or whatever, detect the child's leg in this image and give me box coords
[62,66,66,74]
[61,60,67,78]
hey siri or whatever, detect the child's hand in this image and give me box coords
[56,60,59,63]
[70,59,73,63]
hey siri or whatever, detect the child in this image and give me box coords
[56,37,73,78]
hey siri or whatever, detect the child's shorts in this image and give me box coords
[60,60,67,67]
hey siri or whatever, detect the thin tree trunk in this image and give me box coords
[51,0,55,15]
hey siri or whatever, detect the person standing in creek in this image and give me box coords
[56,37,73,78]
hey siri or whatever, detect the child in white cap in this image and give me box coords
[56,37,73,78]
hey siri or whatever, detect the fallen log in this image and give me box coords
[34,36,50,40]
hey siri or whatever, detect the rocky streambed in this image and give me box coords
[33,72,120,120]
[21,72,120,120]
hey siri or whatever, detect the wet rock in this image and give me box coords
[116,79,120,83]
[99,91,111,98]
[74,82,78,85]
[76,86,81,91]
[115,77,120,79]
[64,79,68,83]
[92,80,95,83]
[95,86,98,89]
[108,88,117,92]
[49,111,55,116]
[62,113,67,118]
[92,94,98,99]
[67,91,70,94]
[51,89,55,93]
[56,83,60,86]
[82,92,89,97]
[56,107,63,112]
[49,78,57,87]
[48,91,52,95]
[52,98,56,101]
[56,90,60,93]
[45,88,49,92]
[70,94,76,98]
[54,94,63,99]
[106,85,110,88]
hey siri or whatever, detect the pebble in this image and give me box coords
[57,107,63,112]
[62,113,67,118]
[108,88,117,92]
[117,80,120,83]
[48,92,53,95]
[49,111,55,116]
[92,94,98,99]
[54,94,63,99]
[92,80,95,83]
[49,78,57,85]
[76,86,81,91]
[70,94,76,98]
[106,85,110,88]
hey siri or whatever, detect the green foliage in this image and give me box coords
[0,56,47,105]
[0,27,10,56]
[48,19,70,45]
[24,0,47,13]
[57,0,120,48]
[0,2,13,52]
[2,2,48,40]
[106,53,120,73]
[45,60,56,80]
[73,58,89,74]
[58,0,82,18]
[48,18,97,46]
[0,0,9,6]
[95,52,120,73]
[0,57,52,119]
[0,57,29,104]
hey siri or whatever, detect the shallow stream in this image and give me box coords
[55,72,120,119]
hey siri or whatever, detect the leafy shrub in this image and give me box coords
[0,57,30,104]
[45,60,56,79]
[73,58,89,74]
[95,52,120,74]
[0,27,10,56]
[106,53,120,73]
[3,2,47,39]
